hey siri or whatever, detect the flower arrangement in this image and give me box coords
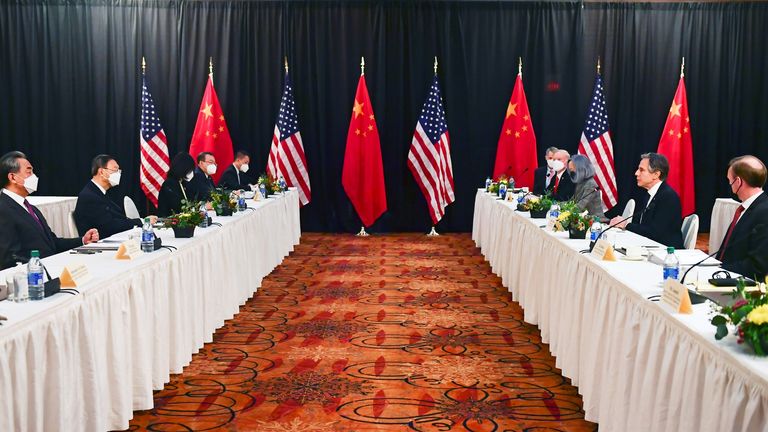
[518,194,554,213]
[209,188,238,215]
[257,173,282,195]
[711,277,768,356]
[488,176,509,194]
[553,201,595,233]
[163,200,205,229]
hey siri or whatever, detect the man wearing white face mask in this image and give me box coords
[545,149,575,201]
[0,151,99,270]
[218,150,252,190]
[533,146,558,195]
[74,154,157,239]
[187,151,217,201]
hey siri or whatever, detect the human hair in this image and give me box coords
[197,152,214,163]
[545,146,558,155]
[640,152,669,181]
[728,155,767,188]
[0,151,26,188]
[235,150,250,160]
[90,154,115,176]
[169,152,196,180]
[569,154,596,184]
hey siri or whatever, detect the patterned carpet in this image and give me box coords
[125,233,597,431]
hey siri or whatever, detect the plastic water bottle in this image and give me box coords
[199,203,209,227]
[499,183,507,200]
[590,221,603,242]
[278,175,287,192]
[238,196,246,211]
[141,217,154,253]
[27,250,44,301]
[547,203,561,230]
[485,177,492,191]
[663,247,680,281]
[508,176,515,190]
[259,183,267,200]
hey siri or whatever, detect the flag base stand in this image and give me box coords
[427,226,440,237]
[356,226,369,237]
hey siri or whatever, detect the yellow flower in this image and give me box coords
[747,304,768,325]
[557,211,571,221]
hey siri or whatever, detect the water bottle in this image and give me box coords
[259,183,267,199]
[27,250,44,301]
[590,221,603,242]
[199,203,209,227]
[547,203,561,230]
[141,217,154,253]
[499,182,507,200]
[485,177,492,192]
[663,247,680,281]
[508,176,515,190]
[238,196,246,211]
[278,175,287,192]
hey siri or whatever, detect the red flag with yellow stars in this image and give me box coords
[189,76,234,184]
[493,71,537,187]
[342,73,387,228]
[657,75,695,216]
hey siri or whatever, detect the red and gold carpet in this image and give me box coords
[125,233,597,431]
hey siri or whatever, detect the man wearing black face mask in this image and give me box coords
[718,155,768,279]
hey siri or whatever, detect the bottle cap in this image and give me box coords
[667,246,675,254]
[30,250,40,258]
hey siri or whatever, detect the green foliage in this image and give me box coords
[163,200,204,228]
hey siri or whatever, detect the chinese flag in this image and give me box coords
[189,76,234,184]
[493,73,537,187]
[342,74,387,227]
[657,76,695,216]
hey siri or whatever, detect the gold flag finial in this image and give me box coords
[360,56,365,75]
[597,57,601,74]
[434,56,438,75]
[142,56,146,74]
[284,56,289,74]
[680,57,685,78]
[518,57,522,76]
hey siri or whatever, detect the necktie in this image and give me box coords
[554,176,560,194]
[236,169,240,184]
[23,199,45,231]
[718,205,745,260]
[640,192,652,223]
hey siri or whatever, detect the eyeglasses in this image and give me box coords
[104,168,122,174]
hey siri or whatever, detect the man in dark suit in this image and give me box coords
[218,150,253,190]
[610,152,683,249]
[532,146,558,196]
[73,154,157,238]
[0,151,99,270]
[547,149,575,201]
[187,151,217,201]
[718,155,768,279]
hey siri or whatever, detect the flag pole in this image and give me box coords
[680,57,685,78]
[427,55,441,237]
[142,56,146,75]
[284,56,289,74]
[209,57,214,85]
[597,57,601,74]
[518,57,522,77]
[356,55,369,237]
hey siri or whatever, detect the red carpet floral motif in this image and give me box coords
[125,233,597,431]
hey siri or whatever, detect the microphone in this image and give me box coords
[681,223,763,285]
[680,249,720,284]
[588,202,653,252]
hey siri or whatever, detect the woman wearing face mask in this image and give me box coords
[568,154,605,219]
[158,153,196,217]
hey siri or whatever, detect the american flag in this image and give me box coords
[407,75,455,224]
[268,72,311,206]
[139,73,170,207]
[578,72,618,210]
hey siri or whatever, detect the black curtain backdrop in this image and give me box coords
[1,1,767,232]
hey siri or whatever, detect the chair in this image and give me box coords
[622,199,635,219]
[67,211,79,238]
[681,214,699,250]
[124,196,141,219]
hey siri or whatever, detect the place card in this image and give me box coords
[660,279,693,314]
[115,240,142,260]
[590,239,617,261]
[60,263,91,287]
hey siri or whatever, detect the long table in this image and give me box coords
[472,190,768,432]
[0,190,301,432]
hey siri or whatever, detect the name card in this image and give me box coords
[590,239,617,261]
[115,240,143,260]
[60,263,91,287]
[660,279,693,314]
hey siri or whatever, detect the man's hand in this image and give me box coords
[609,216,628,230]
[82,228,99,244]
[147,215,158,225]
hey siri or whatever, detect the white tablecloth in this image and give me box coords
[0,190,301,432]
[472,190,768,432]
[27,196,78,238]
[709,198,741,253]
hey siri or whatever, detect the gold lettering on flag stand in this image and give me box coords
[60,263,91,287]
[661,279,693,314]
[590,239,617,261]
[116,240,142,260]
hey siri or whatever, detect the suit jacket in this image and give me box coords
[547,171,575,201]
[0,192,82,270]
[218,164,251,190]
[532,166,551,196]
[157,178,192,217]
[720,192,768,279]
[625,181,684,249]
[187,167,216,201]
[73,181,141,238]
[573,177,604,219]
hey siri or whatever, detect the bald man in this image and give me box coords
[718,155,768,279]
[546,149,575,201]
